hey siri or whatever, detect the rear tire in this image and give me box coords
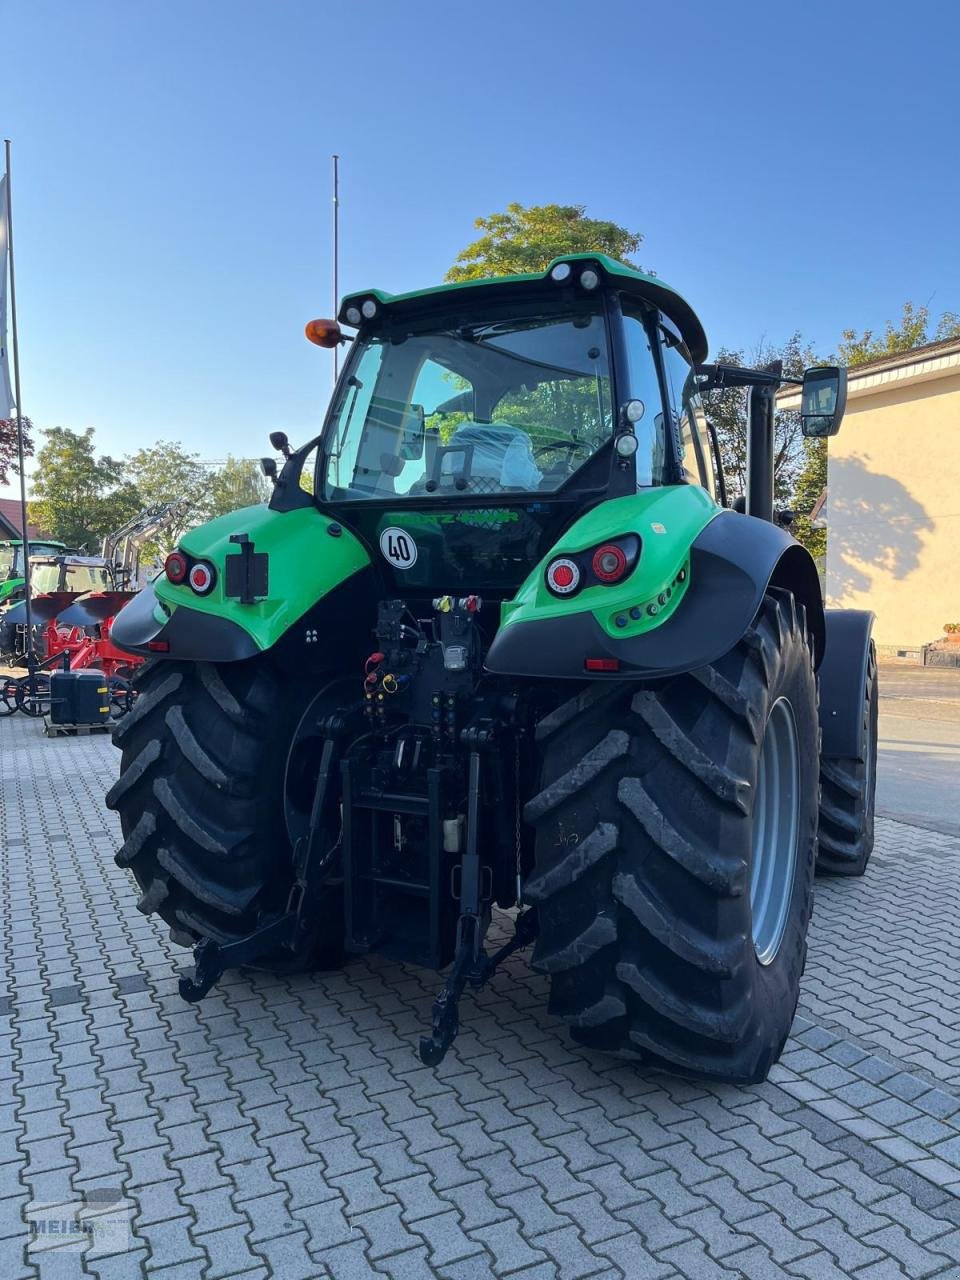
[816,641,878,876]
[525,588,818,1084]
[106,657,345,966]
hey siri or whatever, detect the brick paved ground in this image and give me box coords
[3,715,960,1278]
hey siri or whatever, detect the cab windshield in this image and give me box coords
[322,299,618,502]
[1,543,63,578]
[31,561,112,594]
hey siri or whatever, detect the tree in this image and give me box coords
[28,426,142,550]
[839,301,960,366]
[446,203,644,282]
[205,456,270,519]
[790,438,827,562]
[703,332,818,506]
[125,440,207,558]
[0,415,34,487]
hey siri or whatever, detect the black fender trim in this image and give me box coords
[111,581,260,662]
[109,580,165,654]
[485,510,825,681]
[112,567,380,665]
[819,609,875,758]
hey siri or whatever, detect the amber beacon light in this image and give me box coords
[304,318,343,348]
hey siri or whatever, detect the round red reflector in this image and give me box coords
[188,562,215,595]
[546,558,580,595]
[164,552,188,584]
[592,544,627,583]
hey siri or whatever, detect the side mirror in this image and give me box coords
[269,431,291,458]
[801,366,847,438]
[260,457,279,485]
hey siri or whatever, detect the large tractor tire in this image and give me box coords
[107,657,345,967]
[816,641,878,876]
[524,588,818,1084]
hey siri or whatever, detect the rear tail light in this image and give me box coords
[544,535,640,597]
[188,561,216,595]
[164,551,188,584]
[545,558,580,595]
[585,657,620,672]
[591,544,627,583]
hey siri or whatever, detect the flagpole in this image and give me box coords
[3,138,36,677]
[332,153,340,385]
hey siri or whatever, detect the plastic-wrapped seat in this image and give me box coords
[440,424,542,492]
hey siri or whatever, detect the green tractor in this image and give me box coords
[0,537,70,658]
[0,537,68,605]
[108,254,877,1082]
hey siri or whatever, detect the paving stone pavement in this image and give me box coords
[3,715,960,1279]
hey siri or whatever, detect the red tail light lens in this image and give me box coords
[164,552,188,584]
[546,558,580,595]
[591,544,627,583]
[188,561,216,595]
[585,657,620,672]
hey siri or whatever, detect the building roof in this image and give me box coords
[0,497,51,541]
[838,335,960,376]
[777,336,960,411]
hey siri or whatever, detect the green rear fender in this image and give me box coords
[487,487,825,680]
[499,486,720,639]
[113,504,371,659]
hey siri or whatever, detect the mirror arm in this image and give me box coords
[695,363,802,392]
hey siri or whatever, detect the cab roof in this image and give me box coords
[1,538,67,548]
[339,253,708,363]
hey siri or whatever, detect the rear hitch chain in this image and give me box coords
[418,733,539,1066]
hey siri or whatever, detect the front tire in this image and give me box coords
[816,641,878,876]
[525,589,818,1084]
[106,657,345,966]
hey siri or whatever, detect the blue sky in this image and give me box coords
[3,0,958,490]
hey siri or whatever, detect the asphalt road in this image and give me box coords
[878,661,960,836]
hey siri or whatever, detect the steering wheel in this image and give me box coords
[534,439,593,462]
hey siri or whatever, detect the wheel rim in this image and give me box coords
[750,696,801,965]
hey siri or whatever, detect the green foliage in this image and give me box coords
[839,300,960,366]
[0,414,34,487]
[125,440,207,559]
[790,437,827,559]
[446,203,643,283]
[205,456,270,519]
[29,426,142,550]
[704,332,817,505]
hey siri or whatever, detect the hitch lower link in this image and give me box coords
[178,710,354,1005]
[418,742,539,1066]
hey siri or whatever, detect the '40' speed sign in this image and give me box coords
[379,527,418,569]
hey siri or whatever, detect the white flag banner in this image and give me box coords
[0,175,15,417]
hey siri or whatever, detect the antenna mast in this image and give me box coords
[332,153,340,384]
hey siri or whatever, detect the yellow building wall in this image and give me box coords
[825,371,960,650]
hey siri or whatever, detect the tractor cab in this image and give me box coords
[302,254,716,603]
[0,538,68,605]
[2,555,114,628]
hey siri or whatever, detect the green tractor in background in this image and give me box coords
[0,537,69,658]
[108,255,878,1082]
[0,537,68,605]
